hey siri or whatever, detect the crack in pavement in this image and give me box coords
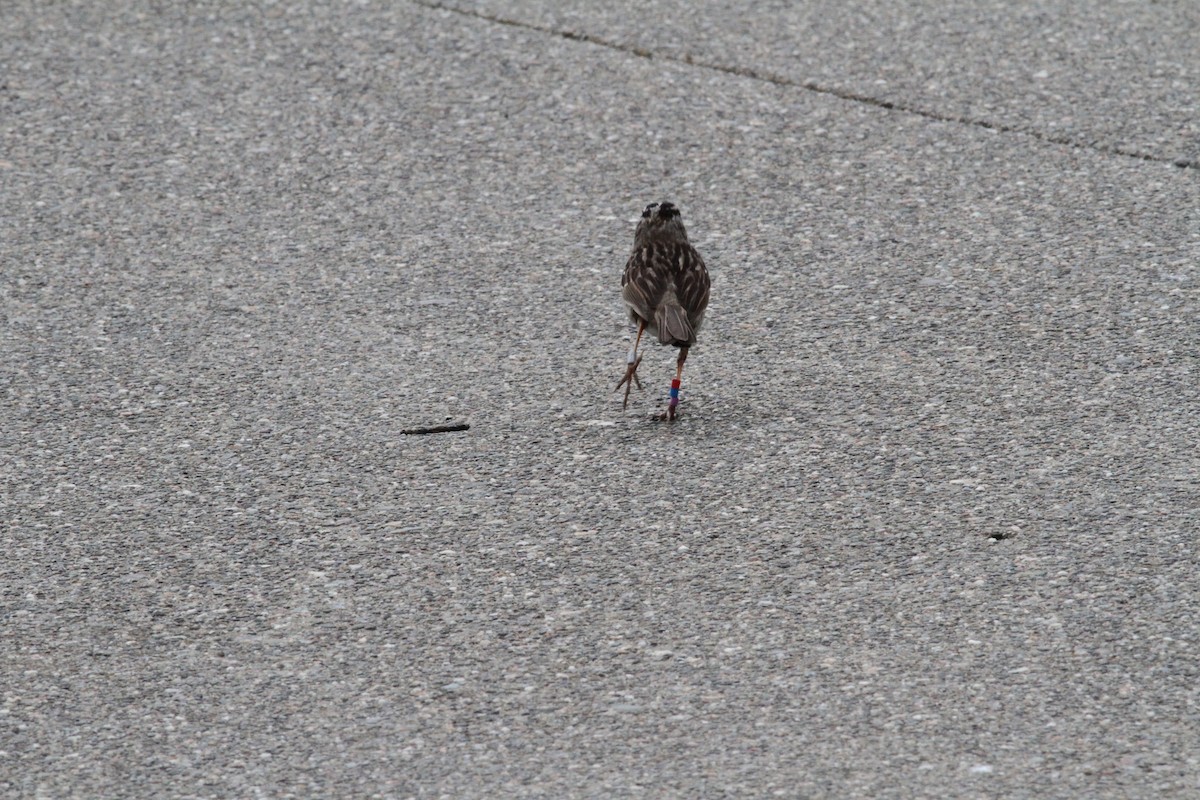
[413,0,1196,171]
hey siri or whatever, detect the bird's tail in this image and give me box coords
[655,302,693,347]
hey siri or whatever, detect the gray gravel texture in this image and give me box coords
[3,1,1199,798]
[431,0,1200,166]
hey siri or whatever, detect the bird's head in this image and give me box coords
[633,201,689,247]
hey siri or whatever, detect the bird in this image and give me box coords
[615,201,711,421]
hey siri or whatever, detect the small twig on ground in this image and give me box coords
[401,423,471,435]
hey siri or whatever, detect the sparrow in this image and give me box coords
[615,201,711,421]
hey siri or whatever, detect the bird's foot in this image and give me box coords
[655,399,681,422]
[614,356,643,409]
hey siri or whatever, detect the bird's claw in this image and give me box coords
[614,356,643,409]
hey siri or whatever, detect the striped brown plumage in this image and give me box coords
[622,239,711,346]
[615,201,711,420]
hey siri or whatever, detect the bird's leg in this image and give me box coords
[666,346,688,421]
[614,322,645,409]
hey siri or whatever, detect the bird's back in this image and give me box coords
[622,240,710,347]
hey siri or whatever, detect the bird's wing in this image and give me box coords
[621,245,670,320]
[675,244,711,320]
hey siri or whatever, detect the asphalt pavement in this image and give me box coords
[3,1,1199,797]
